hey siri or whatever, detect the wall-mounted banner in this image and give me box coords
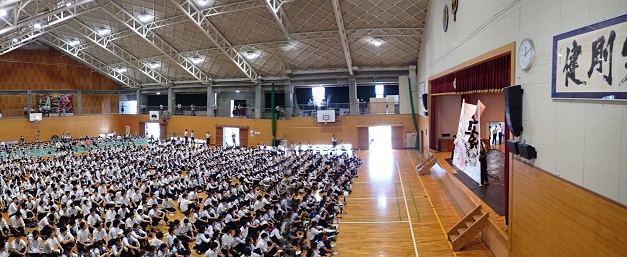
[36,93,74,113]
[453,99,485,183]
[552,13,627,100]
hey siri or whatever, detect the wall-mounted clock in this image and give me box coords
[452,0,459,21]
[443,5,449,32]
[518,38,535,71]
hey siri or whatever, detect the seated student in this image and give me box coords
[10,233,28,257]
[202,242,219,257]
[0,214,9,239]
[76,222,91,255]
[121,230,141,257]
[56,227,75,251]
[26,230,43,257]
[255,233,280,257]
[109,237,124,257]
[194,227,211,254]
[9,212,27,237]
[147,205,165,233]
[89,240,110,257]
[92,222,107,245]
[150,232,164,248]
[41,230,58,257]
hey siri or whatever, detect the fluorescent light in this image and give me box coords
[0,9,6,17]
[33,22,42,29]
[12,38,18,43]
[198,0,208,6]
[246,51,257,60]
[116,67,127,73]
[97,27,109,35]
[66,2,72,6]
[156,92,161,95]
[138,13,151,22]
[373,37,382,47]
[235,90,240,93]
[68,39,80,46]
[192,56,202,64]
[149,62,160,69]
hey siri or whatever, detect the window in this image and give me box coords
[312,87,325,105]
[375,85,384,98]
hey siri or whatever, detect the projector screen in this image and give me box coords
[317,110,336,123]
[29,113,43,122]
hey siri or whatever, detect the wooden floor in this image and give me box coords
[335,148,494,257]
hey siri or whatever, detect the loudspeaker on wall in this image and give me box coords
[504,85,523,137]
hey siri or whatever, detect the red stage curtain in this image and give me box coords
[431,54,511,95]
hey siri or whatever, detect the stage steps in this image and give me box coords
[447,205,489,251]
[416,154,437,175]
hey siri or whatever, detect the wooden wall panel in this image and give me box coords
[0,49,121,90]
[418,115,429,156]
[0,95,29,117]
[0,115,126,142]
[166,116,273,147]
[357,127,369,150]
[391,126,403,149]
[510,159,627,257]
[82,94,119,114]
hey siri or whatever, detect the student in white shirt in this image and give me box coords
[10,233,28,257]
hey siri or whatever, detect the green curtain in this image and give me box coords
[271,83,276,145]
[408,77,419,150]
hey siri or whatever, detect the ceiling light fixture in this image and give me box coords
[66,2,72,7]
[138,12,151,22]
[235,90,240,93]
[156,92,161,95]
[198,0,208,6]
[373,37,382,47]
[33,22,42,29]
[97,27,109,35]
[246,51,257,60]
[12,38,18,43]
[116,67,127,73]
[68,39,80,46]
[149,62,160,69]
[192,56,202,64]
[0,9,6,17]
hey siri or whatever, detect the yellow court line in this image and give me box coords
[407,151,459,257]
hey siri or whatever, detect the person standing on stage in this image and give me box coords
[497,123,503,144]
[479,142,489,186]
[332,134,337,148]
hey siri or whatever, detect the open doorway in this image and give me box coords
[368,126,392,150]
[223,127,240,147]
[146,122,161,140]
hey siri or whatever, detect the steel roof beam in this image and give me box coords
[263,0,291,38]
[331,0,353,75]
[41,33,141,88]
[66,20,172,86]
[0,0,97,37]
[101,1,212,84]
[171,0,259,82]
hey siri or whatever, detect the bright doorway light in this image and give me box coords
[146,122,161,140]
[223,127,240,147]
[375,84,384,98]
[367,125,393,179]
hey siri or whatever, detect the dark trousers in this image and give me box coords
[492,134,497,144]
[480,159,488,185]
[498,133,503,144]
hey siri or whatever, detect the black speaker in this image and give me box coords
[504,85,523,137]
[518,143,537,160]
[506,140,519,155]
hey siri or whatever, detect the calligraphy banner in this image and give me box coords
[552,13,627,100]
[453,99,485,183]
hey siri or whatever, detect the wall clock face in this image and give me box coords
[443,5,449,32]
[452,0,458,21]
[518,38,535,71]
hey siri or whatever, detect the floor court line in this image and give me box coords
[397,161,420,257]
[339,221,410,224]
[345,197,406,200]
[407,151,458,257]
[352,181,402,183]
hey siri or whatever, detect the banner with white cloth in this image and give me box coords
[452,99,486,183]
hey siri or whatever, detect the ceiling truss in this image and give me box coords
[66,19,172,86]
[171,0,259,82]
[101,1,213,84]
[331,0,353,75]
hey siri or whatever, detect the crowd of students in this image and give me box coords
[0,136,362,257]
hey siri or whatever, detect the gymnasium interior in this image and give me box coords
[1,0,627,257]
